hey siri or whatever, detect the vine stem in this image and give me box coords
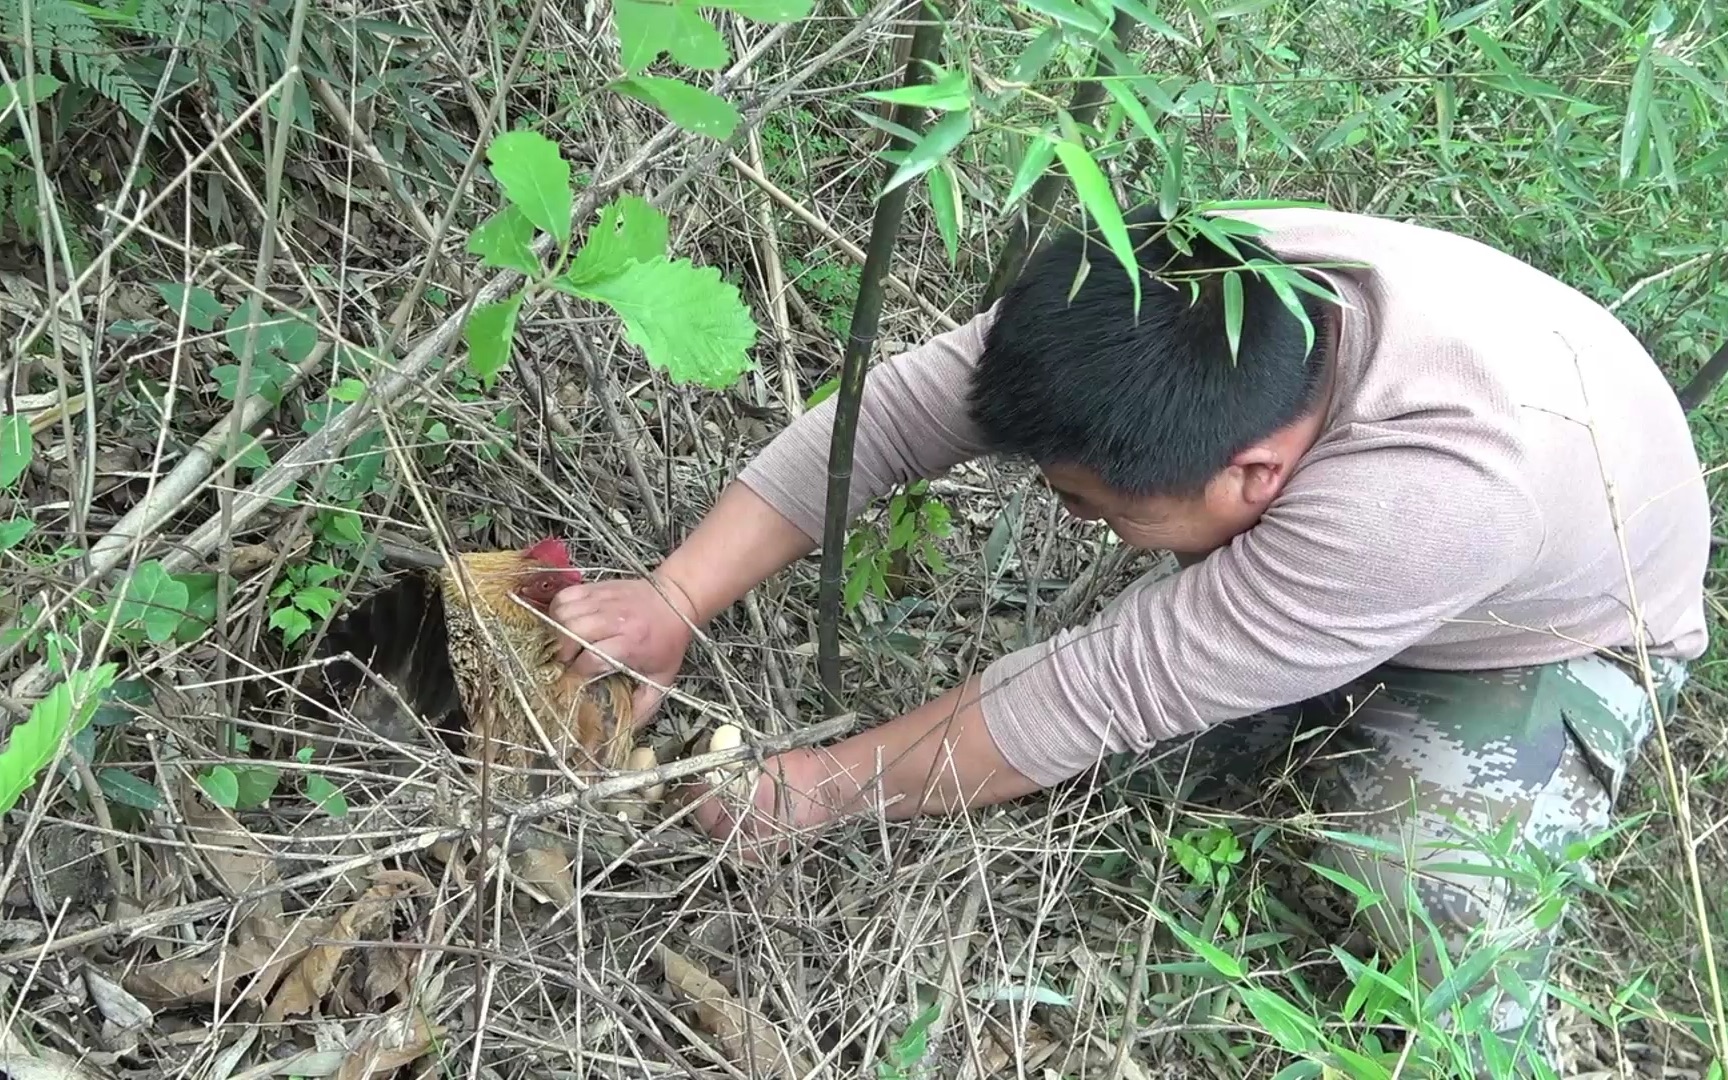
[815,3,948,713]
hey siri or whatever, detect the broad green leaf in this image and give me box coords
[199,765,240,808]
[1,413,34,487]
[224,299,318,364]
[235,441,271,470]
[1018,0,1108,34]
[574,257,757,389]
[614,0,730,72]
[1052,137,1140,313]
[1619,49,1655,182]
[233,765,280,808]
[212,355,297,406]
[564,195,669,289]
[0,664,119,813]
[0,73,63,112]
[1435,78,1455,162]
[613,75,741,140]
[861,66,972,112]
[115,560,191,644]
[0,517,32,551]
[1221,270,1243,364]
[98,768,163,811]
[304,773,348,817]
[464,292,525,389]
[293,585,343,619]
[486,129,573,252]
[703,0,813,21]
[926,161,961,264]
[1237,986,1322,1053]
[270,604,313,645]
[156,282,225,331]
[805,376,840,409]
[467,203,541,276]
[884,108,973,193]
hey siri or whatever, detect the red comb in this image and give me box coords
[523,536,577,574]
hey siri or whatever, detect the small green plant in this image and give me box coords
[268,561,344,646]
[840,480,953,612]
[461,127,758,391]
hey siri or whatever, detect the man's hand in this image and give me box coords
[549,574,698,721]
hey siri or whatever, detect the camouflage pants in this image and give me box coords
[1115,651,1687,1074]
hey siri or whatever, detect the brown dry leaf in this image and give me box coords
[363,942,412,1008]
[125,915,331,1006]
[177,776,282,934]
[511,843,576,908]
[263,870,429,1024]
[333,1001,442,1080]
[659,944,812,1079]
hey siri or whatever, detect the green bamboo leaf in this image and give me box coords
[485,129,573,251]
[1008,26,1063,86]
[0,414,33,488]
[0,664,119,814]
[1237,986,1322,1053]
[1106,0,1190,44]
[1051,140,1137,318]
[466,203,541,277]
[464,292,525,389]
[613,75,741,140]
[884,109,973,193]
[1619,50,1655,181]
[862,65,972,112]
[926,161,962,264]
[1150,904,1244,979]
[1434,78,1455,162]
[1018,0,1108,35]
[1221,270,1243,364]
[1005,132,1059,208]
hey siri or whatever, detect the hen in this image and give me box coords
[313,537,638,799]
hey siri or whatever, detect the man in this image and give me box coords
[551,205,1709,1069]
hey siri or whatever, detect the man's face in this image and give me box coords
[1040,460,1274,556]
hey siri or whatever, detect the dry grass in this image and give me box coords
[0,0,1723,1076]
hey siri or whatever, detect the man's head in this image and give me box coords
[967,205,1335,555]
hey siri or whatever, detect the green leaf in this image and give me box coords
[885,108,972,194]
[612,75,741,140]
[464,292,525,389]
[115,560,192,644]
[1018,0,1108,34]
[1052,137,1140,313]
[233,765,280,808]
[467,203,542,277]
[571,257,757,389]
[861,65,972,112]
[926,161,961,264]
[1237,986,1322,1053]
[704,0,813,17]
[564,195,670,289]
[1007,26,1063,86]
[1106,0,1191,44]
[0,664,119,814]
[1005,133,1058,208]
[155,282,225,331]
[0,413,33,488]
[485,129,573,252]
[1150,904,1244,979]
[1619,49,1655,182]
[235,441,271,470]
[199,765,240,808]
[805,376,840,410]
[293,585,343,619]
[0,73,64,112]
[270,605,314,645]
[1221,270,1243,364]
[0,517,32,551]
[224,299,318,364]
[329,377,367,403]
[614,0,730,72]
[304,774,348,817]
[98,768,163,811]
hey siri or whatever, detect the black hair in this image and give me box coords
[966,203,1332,498]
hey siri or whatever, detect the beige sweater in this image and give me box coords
[738,209,1712,787]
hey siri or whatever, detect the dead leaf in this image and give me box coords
[511,843,576,908]
[263,870,429,1024]
[84,967,152,1052]
[227,544,277,577]
[125,915,331,1006]
[659,945,811,1079]
[334,1001,442,1080]
[0,1030,96,1079]
[363,943,412,1008]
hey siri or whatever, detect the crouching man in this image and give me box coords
[552,205,1710,1071]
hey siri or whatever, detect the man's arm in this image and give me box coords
[658,308,997,617]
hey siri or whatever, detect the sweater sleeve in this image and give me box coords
[975,432,1545,788]
[736,309,996,542]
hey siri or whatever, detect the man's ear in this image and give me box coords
[1228,442,1289,508]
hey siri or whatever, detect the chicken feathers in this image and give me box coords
[315,538,638,799]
